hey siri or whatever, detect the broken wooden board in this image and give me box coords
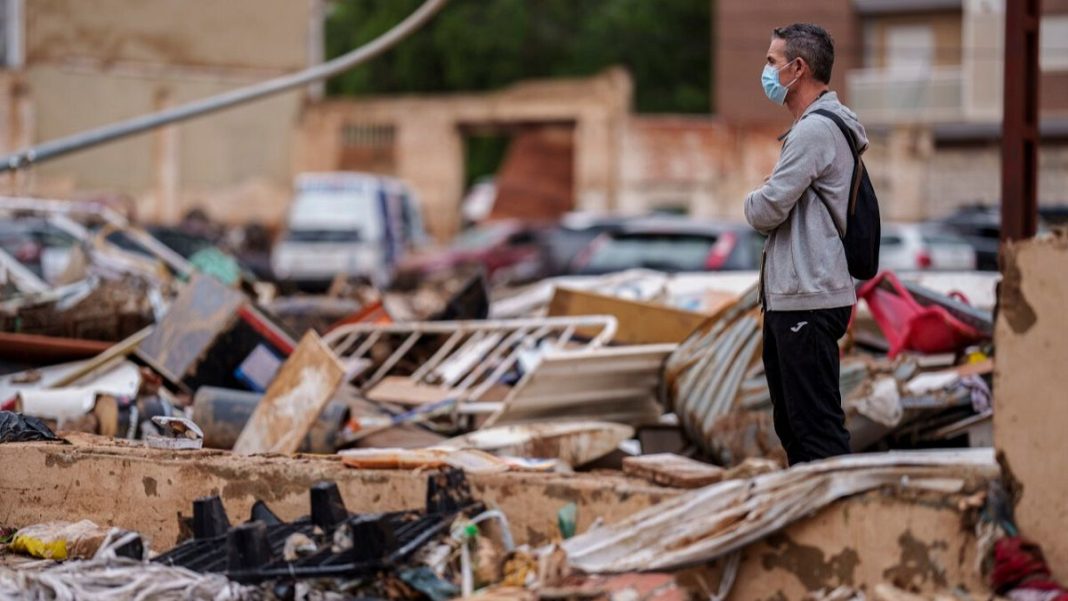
[443,422,633,467]
[364,376,454,406]
[137,275,245,384]
[232,331,345,455]
[486,344,674,427]
[548,287,707,345]
[622,453,726,488]
[137,275,294,392]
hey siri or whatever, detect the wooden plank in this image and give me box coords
[443,422,634,466]
[364,376,453,406]
[548,287,710,345]
[623,453,726,489]
[233,331,345,455]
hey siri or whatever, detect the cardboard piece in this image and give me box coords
[548,287,708,345]
[233,331,345,455]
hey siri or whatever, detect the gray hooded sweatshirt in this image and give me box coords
[744,91,868,311]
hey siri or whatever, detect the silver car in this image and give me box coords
[879,223,976,271]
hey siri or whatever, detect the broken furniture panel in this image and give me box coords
[138,274,294,393]
[486,344,674,427]
[233,331,346,455]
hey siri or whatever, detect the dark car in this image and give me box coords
[543,213,630,276]
[393,220,552,287]
[568,218,764,276]
[933,206,1002,271]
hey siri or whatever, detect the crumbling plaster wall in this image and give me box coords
[994,231,1068,580]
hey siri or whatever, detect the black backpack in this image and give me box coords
[809,109,880,281]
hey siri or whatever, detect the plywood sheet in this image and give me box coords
[233,331,345,455]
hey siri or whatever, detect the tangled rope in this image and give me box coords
[0,558,255,601]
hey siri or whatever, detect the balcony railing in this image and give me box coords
[846,66,965,124]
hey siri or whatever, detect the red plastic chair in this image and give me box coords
[857,271,988,358]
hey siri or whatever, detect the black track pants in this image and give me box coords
[762,306,852,466]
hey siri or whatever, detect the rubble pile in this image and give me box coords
[0,200,1054,600]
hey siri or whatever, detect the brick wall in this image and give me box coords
[714,0,859,127]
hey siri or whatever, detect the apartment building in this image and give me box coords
[714,0,1068,219]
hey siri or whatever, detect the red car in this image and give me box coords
[393,220,550,286]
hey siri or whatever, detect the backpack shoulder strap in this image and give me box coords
[807,109,864,229]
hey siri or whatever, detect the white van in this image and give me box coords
[271,173,427,288]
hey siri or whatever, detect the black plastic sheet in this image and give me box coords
[0,411,59,443]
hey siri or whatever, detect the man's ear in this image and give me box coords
[793,58,807,80]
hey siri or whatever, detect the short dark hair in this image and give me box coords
[772,24,835,84]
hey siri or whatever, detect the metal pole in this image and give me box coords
[0,0,448,172]
[1001,0,1041,242]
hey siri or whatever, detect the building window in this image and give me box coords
[1041,15,1068,72]
[341,123,395,149]
[886,24,934,74]
[339,123,396,174]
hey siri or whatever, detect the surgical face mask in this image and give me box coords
[761,60,798,105]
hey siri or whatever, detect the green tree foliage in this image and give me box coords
[324,0,711,114]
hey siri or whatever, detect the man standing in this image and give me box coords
[744,24,867,465]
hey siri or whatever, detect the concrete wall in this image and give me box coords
[617,116,781,220]
[25,67,302,224]
[294,70,632,240]
[10,0,314,225]
[24,0,310,72]
[0,435,673,550]
[995,232,1068,581]
[0,436,992,599]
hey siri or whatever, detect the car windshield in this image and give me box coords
[584,233,716,273]
[285,229,363,243]
[287,189,383,241]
